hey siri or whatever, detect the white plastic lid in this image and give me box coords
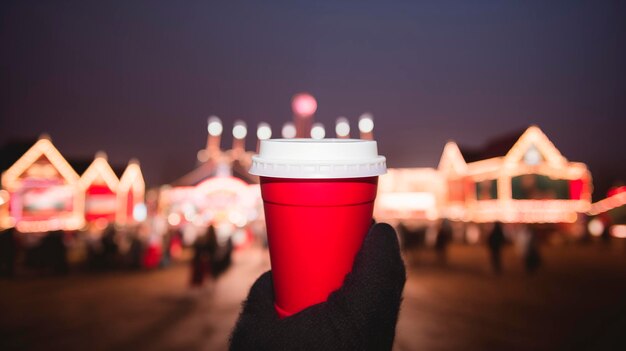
[249,138,387,179]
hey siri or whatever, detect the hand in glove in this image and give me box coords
[230,223,406,351]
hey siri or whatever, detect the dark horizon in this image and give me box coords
[1,1,625,197]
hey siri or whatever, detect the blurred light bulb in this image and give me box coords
[282,122,296,139]
[233,120,247,139]
[291,93,317,117]
[588,218,604,237]
[335,117,350,137]
[208,116,223,136]
[358,113,374,133]
[257,122,272,140]
[311,123,325,139]
[168,213,181,226]
[197,149,209,162]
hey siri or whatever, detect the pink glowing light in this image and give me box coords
[291,93,317,118]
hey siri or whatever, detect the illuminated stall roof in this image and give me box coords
[459,126,592,223]
[438,141,467,175]
[116,159,146,225]
[118,159,145,194]
[79,152,120,192]
[2,136,79,191]
[461,126,589,180]
[589,191,626,216]
[1,136,85,231]
[172,154,257,187]
[503,125,567,168]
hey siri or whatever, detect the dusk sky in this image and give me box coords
[1,1,625,195]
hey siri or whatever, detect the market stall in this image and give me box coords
[1,137,84,232]
[79,152,119,223]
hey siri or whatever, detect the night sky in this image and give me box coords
[1,1,625,197]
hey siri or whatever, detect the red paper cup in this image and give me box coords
[250,139,386,318]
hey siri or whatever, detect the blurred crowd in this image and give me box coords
[0,222,238,284]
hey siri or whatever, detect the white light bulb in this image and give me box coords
[311,123,326,139]
[257,123,272,140]
[232,120,247,139]
[282,122,296,139]
[335,117,350,137]
[208,116,223,136]
[358,113,374,133]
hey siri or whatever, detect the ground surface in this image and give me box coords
[1,241,626,351]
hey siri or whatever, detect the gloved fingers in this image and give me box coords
[229,270,280,350]
[334,222,406,311]
[239,270,279,321]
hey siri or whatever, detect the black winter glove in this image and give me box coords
[230,223,406,351]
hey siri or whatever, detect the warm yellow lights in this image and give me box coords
[1,137,84,232]
[116,160,146,225]
[378,126,592,224]
[588,218,604,237]
[438,141,468,175]
[611,225,626,238]
[504,125,567,168]
[2,138,79,191]
[1,136,146,231]
[589,191,626,216]
[79,152,120,192]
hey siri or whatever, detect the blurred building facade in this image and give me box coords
[375,126,593,224]
[0,135,145,232]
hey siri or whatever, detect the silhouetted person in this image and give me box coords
[435,219,452,265]
[207,225,233,280]
[190,231,210,288]
[522,225,541,274]
[129,233,143,270]
[0,227,17,277]
[487,222,505,274]
[160,230,172,268]
[101,225,118,269]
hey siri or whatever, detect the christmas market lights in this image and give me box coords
[79,152,120,192]
[375,126,593,224]
[256,123,272,140]
[0,136,146,231]
[589,191,626,216]
[116,159,146,225]
[1,136,84,232]
[310,123,326,139]
[358,113,374,140]
[79,152,120,222]
[281,122,296,139]
[335,117,350,138]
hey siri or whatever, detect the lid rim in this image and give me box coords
[250,138,387,179]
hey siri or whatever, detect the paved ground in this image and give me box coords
[1,241,626,351]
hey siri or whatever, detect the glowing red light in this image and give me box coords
[291,93,317,118]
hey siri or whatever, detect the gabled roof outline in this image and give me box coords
[504,125,567,167]
[438,141,468,175]
[118,159,145,193]
[79,152,120,192]
[1,137,79,190]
